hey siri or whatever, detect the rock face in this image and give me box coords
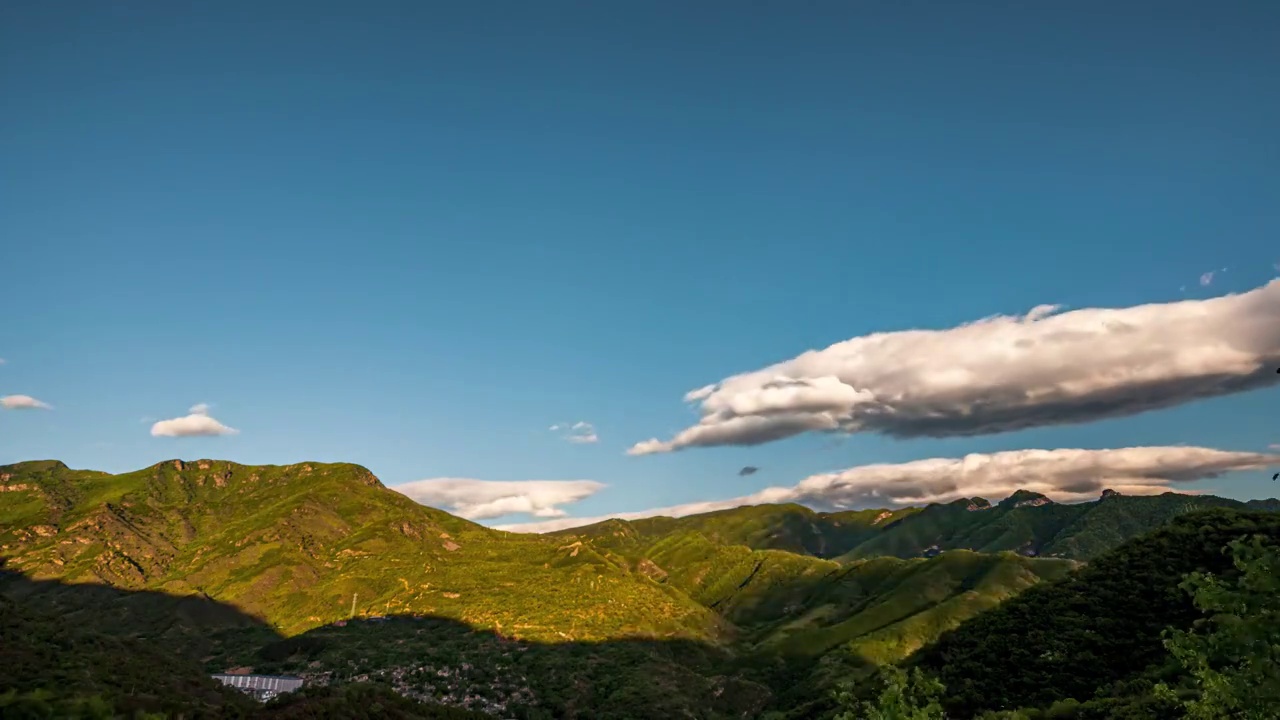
[1101,489,1121,500]
[999,489,1055,509]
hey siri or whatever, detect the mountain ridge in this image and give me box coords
[549,487,1279,562]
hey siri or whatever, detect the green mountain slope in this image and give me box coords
[0,459,723,644]
[551,487,1278,564]
[547,519,1075,666]
[550,503,918,559]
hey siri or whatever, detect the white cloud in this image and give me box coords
[150,403,238,437]
[498,446,1280,533]
[1,395,52,410]
[0,358,6,365]
[1200,271,1216,287]
[629,280,1280,455]
[551,420,599,444]
[393,478,606,520]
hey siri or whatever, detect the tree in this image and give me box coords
[833,665,946,720]
[1157,534,1280,719]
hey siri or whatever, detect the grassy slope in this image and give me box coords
[552,503,919,559]
[1,459,722,644]
[548,517,1075,667]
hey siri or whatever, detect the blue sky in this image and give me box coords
[3,1,1278,529]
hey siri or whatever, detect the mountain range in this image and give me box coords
[2,458,1277,718]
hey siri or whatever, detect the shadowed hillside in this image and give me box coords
[0,565,767,719]
[2,563,492,719]
[908,509,1280,719]
[0,560,259,718]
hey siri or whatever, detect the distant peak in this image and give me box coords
[945,497,992,511]
[1000,489,1054,508]
[1100,488,1122,500]
[0,459,69,474]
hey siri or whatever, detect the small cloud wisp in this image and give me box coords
[551,421,599,444]
[1,395,52,410]
[150,403,239,437]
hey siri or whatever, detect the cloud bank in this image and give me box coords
[1,394,52,410]
[498,446,1280,533]
[629,280,1280,455]
[394,478,606,520]
[150,403,238,437]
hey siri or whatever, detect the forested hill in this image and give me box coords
[0,458,724,642]
[910,508,1280,719]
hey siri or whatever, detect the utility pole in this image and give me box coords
[350,593,357,619]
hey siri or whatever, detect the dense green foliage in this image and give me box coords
[911,509,1280,718]
[0,571,257,719]
[260,684,493,719]
[832,665,946,720]
[1156,534,1280,719]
